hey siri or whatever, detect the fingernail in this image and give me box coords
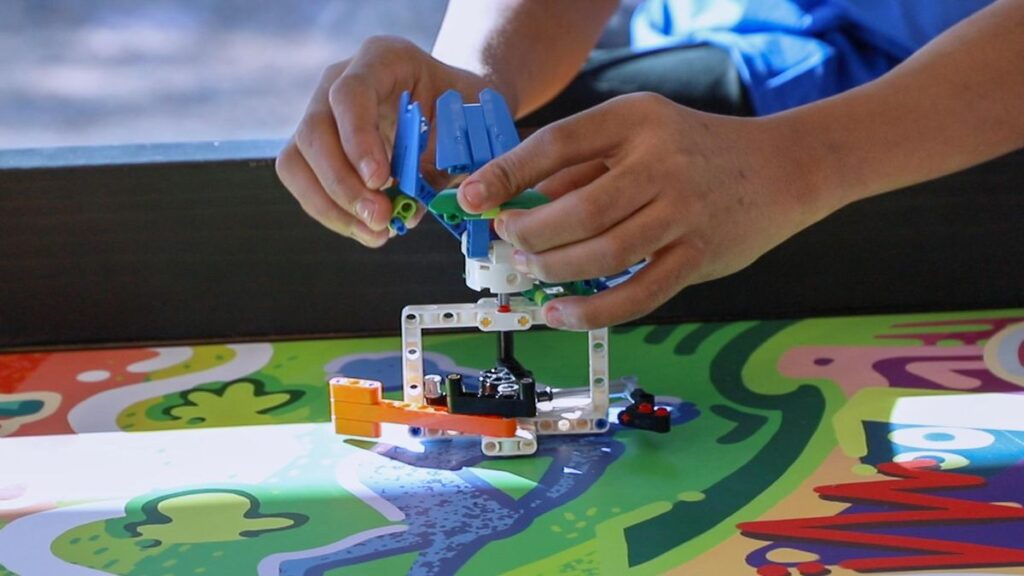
[545,304,565,329]
[355,198,376,225]
[359,158,379,187]
[513,250,529,273]
[462,180,488,210]
[494,215,507,239]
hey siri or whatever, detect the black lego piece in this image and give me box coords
[617,388,671,433]
[497,330,533,381]
[444,373,537,418]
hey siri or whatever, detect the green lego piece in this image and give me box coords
[500,189,551,211]
[520,281,598,306]
[386,186,419,234]
[427,188,549,226]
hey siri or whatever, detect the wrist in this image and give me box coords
[478,66,524,117]
[762,109,854,224]
[432,60,522,118]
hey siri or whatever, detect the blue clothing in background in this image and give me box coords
[631,0,993,114]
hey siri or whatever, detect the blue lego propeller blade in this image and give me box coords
[479,88,520,157]
[391,92,428,198]
[463,105,491,170]
[435,90,473,174]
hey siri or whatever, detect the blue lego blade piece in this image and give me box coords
[417,109,429,151]
[479,88,520,157]
[463,105,490,171]
[435,90,473,175]
[436,89,519,174]
[391,91,430,199]
[465,220,491,259]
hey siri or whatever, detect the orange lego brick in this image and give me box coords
[329,377,383,405]
[332,399,517,438]
[334,419,382,438]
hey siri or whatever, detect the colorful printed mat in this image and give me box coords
[1,309,1024,575]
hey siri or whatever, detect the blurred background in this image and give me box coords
[0,0,446,149]
[0,1,639,151]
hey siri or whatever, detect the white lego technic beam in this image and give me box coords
[482,421,538,457]
[400,297,612,456]
[401,297,543,403]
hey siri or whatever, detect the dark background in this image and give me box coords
[1,143,1020,350]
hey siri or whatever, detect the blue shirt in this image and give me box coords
[631,0,993,114]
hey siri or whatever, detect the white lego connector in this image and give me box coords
[463,237,534,293]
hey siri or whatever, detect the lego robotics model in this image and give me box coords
[330,89,665,456]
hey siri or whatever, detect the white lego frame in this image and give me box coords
[401,296,611,456]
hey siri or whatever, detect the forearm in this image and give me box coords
[432,0,618,116]
[784,0,1024,212]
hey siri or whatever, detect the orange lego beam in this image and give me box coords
[334,419,382,438]
[329,377,517,438]
[329,377,382,404]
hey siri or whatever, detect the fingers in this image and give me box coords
[511,200,678,283]
[495,168,653,253]
[457,104,622,213]
[293,112,392,232]
[294,78,393,233]
[534,160,608,200]
[276,141,390,248]
[542,242,703,330]
[329,69,392,190]
[329,36,426,192]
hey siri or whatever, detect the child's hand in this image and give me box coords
[276,36,491,247]
[457,93,836,330]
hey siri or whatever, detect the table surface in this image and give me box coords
[2,309,1024,576]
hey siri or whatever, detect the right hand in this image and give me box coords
[276,36,492,247]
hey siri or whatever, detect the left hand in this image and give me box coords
[456,93,836,330]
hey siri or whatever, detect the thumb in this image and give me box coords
[457,111,613,213]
